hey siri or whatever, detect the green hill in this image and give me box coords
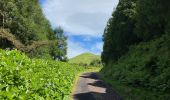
[69,53,101,65]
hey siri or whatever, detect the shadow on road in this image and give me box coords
[74,91,122,100]
[80,72,99,79]
[73,72,122,100]
[73,92,94,100]
[88,80,106,88]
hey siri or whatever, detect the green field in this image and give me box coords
[69,53,100,65]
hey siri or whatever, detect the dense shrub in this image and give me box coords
[0,49,85,100]
[101,34,170,99]
[101,0,170,99]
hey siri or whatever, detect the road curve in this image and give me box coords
[72,72,122,100]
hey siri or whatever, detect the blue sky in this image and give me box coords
[39,0,119,58]
[39,0,45,5]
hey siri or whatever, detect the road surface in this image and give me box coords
[72,72,122,100]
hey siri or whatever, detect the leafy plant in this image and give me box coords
[0,49,86,100]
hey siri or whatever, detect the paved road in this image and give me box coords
[72,72,122,100]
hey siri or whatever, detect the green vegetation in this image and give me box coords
[0,49,91,100]
[0,28,56,53]
[0,1,101,100]
[50,27,67,61]
[3,0,170,99]
[0,0,67,60]
[69,53,101,67]
[102,0,139,63]
[101,0,170,99]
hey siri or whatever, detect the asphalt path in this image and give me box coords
[72,72,122,100]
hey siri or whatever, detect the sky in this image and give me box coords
[39,0,119,58]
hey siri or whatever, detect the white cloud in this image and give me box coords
[42,0,119,37]
[41,0,119,58]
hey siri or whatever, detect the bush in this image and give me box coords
[0,49,85,100]
[101,34,170,99]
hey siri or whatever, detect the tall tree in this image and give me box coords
[135,0,168,41]
[0,0,56,59]
[102,0,139,64]
[50,27,67,61]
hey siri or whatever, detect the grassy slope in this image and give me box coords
[100,34,170,100]
[69,53,100,65]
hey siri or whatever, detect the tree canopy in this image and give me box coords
[101,0,170,99]
[0,0,67,60]
[102,0,139,64]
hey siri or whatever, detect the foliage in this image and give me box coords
[0,0,52,44]
[0,49,86,100]
[101,0,170,99]
[89,59,102,67]
[50,27,68,61]
[102,0,139,64]
[135,0,170,41]
[0,0,67,59]
[101,34,170,99]
[0,28,57,53]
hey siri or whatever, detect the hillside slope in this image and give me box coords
[69,53,100,65]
